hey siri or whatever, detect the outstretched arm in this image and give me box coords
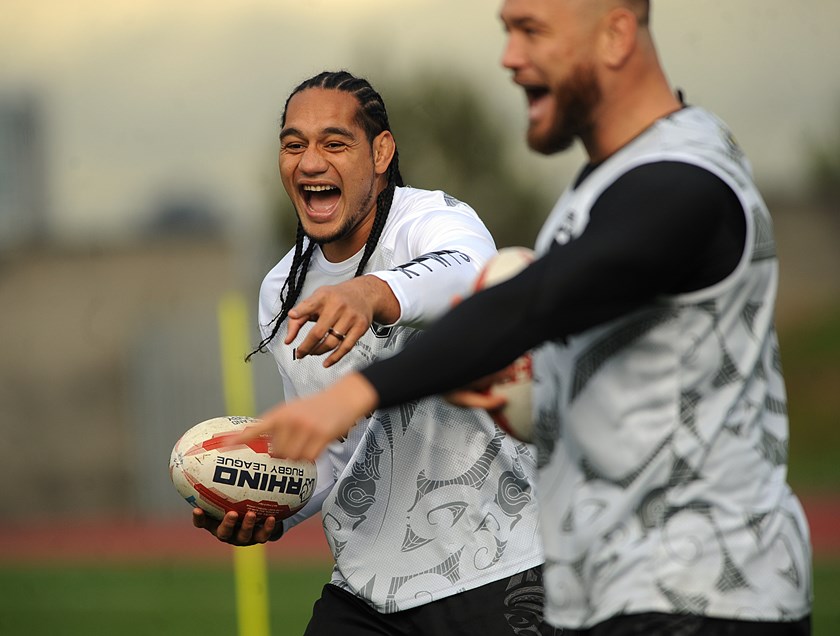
[242,162,746,460]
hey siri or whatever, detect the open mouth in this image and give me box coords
[522,85,551,123]
[524,86,550,107]
[301,184,341,218]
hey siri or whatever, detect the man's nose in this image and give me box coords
[299,145,328,174]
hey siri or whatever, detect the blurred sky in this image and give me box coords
[3,0,840,242]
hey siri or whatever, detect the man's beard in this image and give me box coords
[528,63,601,156]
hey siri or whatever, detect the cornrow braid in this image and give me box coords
[246,222,316,361]
[247,71,404,360]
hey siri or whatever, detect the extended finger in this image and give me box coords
[285,313,312,345]
[286,296,324,344]
[232,421,271,446]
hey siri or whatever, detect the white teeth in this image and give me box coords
[302,184,337,192]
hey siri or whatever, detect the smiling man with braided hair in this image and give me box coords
[192,70,553,636]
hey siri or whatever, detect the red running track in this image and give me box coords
[0,496,837,564]
[0,515,331,565]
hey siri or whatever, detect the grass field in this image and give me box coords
[782,307,840,493]
[0,562,332,636]
[0,559,838,635]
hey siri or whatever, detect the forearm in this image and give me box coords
[355,274,401,325]
[367,218,496,327]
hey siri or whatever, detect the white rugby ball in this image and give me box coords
[169,416,317,521]
[473,247,536,443]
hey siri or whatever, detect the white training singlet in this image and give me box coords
[532,108,812,628]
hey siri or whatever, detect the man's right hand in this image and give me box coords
[191,508,282,546]
[444,366,513,413]
[286,275,400,367]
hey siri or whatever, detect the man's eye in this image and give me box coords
[325,142,346,150]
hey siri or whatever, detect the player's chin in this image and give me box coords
[526,125,575,155]
[298,221,344,245]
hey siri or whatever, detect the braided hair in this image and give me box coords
[247,71,404,360]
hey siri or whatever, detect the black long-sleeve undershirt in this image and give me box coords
[363,161,747,409]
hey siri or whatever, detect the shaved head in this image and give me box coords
[571,0,649,25]
[625,0,649,26]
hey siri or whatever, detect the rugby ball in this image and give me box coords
[473,247,536,443]
[169,416,317,521]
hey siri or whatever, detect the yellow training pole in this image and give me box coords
[217,292,271,636]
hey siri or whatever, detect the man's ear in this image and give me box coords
[600,7,638,69]
[372,130,396,175]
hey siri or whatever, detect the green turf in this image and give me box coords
[0,562,331,636]
[779,306,840,492]
[0,560,838,634]
[813,559,840,634]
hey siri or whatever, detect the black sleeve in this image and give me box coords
[363,161,746,408]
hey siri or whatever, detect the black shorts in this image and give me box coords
[303,564,559,636]
[559,612,811,636]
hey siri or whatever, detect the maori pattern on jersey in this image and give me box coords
[401,429,506,553]
[334,435,383,530]
[657,581,709,614]
[532,363,561,470]
[401,501,469,552]
[473,514,508,569]
[570,308,677,402]
[680,389,702,439]
[751,204,777,262]
[741,301,762,335]
[384,548,463,613]
[398,401,418,435]
[503,567,546,636]
[758,428,787,466]
[495,449,533,528]
[408,428,504,510]
[373,399,420,451]
[712,346,743,388]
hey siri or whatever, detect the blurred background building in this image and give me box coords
[0,93,48,248]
